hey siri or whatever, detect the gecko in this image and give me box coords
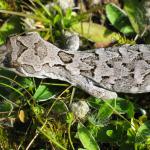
[0,32,149,100]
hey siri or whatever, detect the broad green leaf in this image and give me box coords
[97,100,113,122]
[33,85,54,102]
[97,98,134,122]
[109,99,134,117]
[0,16,22,45]
[77,123,100,150]
[52,101,68,113]
[71,22,121,43]
[135,121,150,143]
[123,0,146,35]
[106,3,134,34]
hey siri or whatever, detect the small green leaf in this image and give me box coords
[66,8,72,19]
[135,121,150,143]
[16,77,34,90]
[97,98,134,122]
[53,14,61,25]
[111,99,134,117]
[53,5,63,16]
[33,105,44,115]
[97,101,113,122]
[33,85,54,102]
[77,123,100,150]
[123,0,146,35]
[106,130,114,137]
[106,3,134,34]
[66,112,74,124]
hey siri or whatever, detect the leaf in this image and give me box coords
[71,22,121,43]
[97,98,134,122]
[0,0,10,10]
[15,77,34,90]
[66,112,74,124]
[77,123,100,150]
[97,121,130,143]
[110,99,134,117]
[0,102,12,112]
[66,8,72,19]
[123,0,146,35]
[106,3,134,34]
[135,121,150,143]
[52,101,68,113]
[53,5,63,16]
[0,16,22,45]
[33,85,54,102]
[53,14,61,25]
[97,101,113,122]
[106,130,114,137]
[32,105,44,116]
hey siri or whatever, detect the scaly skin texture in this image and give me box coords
[0,32,150,100]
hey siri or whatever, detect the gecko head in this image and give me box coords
[0,39,24,76]
[0,44,9,68]
[0,36,14,68]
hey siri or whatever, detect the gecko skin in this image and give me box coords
[0,32,150,100]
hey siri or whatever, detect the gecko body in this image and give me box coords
[0,32,150,99]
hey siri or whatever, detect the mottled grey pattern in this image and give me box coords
[0,32,150,100]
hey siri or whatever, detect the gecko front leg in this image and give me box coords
[70,75,118,100]
[87,81,118,100]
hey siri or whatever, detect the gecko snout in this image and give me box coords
[0,45,9,68]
